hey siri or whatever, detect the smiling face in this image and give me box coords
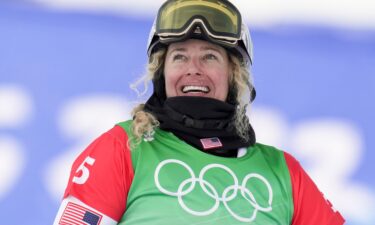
[164,39,231,101]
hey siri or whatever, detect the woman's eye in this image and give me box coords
[173,54,186,61]
[203,54,218,61]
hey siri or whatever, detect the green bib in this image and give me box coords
[118,121,293,225]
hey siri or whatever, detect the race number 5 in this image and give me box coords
[72,156,95,184]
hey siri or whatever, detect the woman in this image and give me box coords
[54,0,345,224]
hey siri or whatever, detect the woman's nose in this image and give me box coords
[186,58,202,76]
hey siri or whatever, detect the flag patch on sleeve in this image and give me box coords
[59,202,102,225]
[200,137,223,149]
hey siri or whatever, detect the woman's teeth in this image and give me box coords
[182,85,209,93]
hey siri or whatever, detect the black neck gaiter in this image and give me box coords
[144,93,256,157]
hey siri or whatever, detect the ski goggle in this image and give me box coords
[156,0,242,46]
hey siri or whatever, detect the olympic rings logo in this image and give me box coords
[154,159,273,222]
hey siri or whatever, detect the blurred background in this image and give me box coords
[0,0,374,224]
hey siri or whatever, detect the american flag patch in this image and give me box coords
[59,202,102,225]
[200,137,223,149]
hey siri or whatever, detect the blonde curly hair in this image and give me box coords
[130,47,254,145]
